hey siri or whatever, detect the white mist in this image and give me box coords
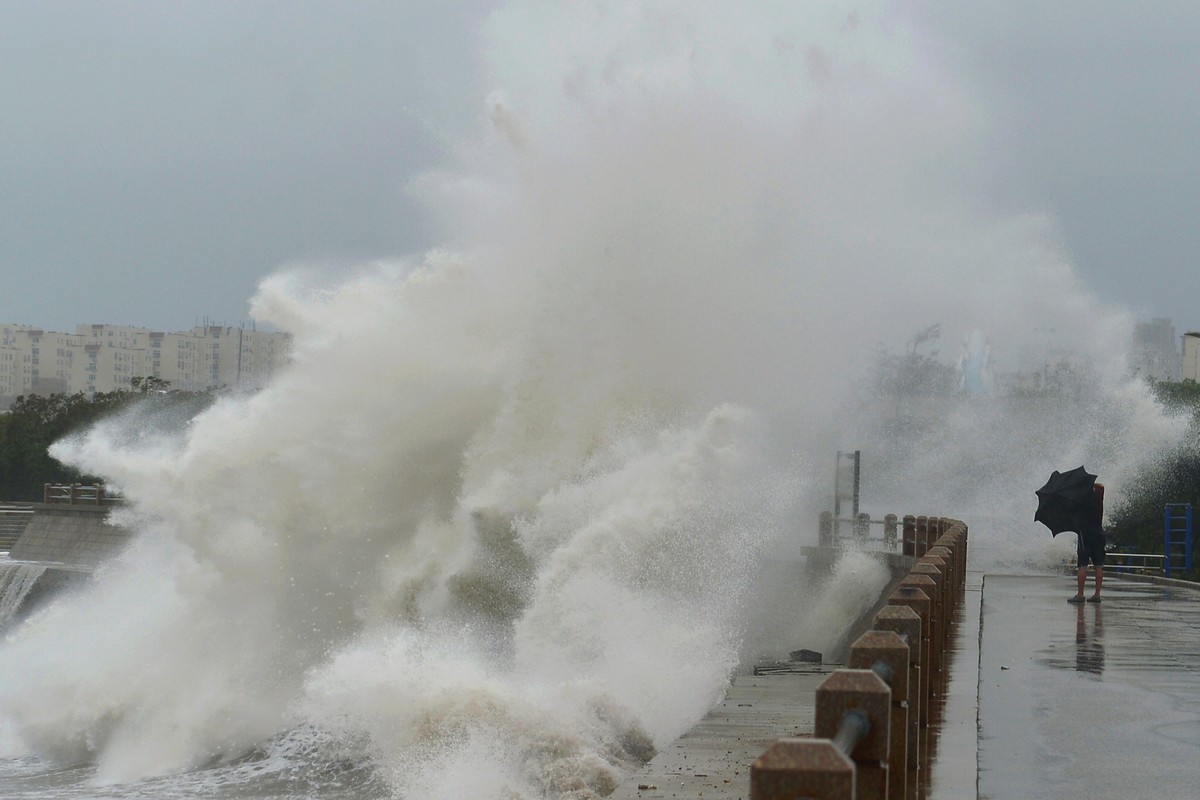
[0,3,1184,798]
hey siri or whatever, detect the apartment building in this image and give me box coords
[1131,317,1181,381]
[0,322,291,407]
[0,324,37,398]
[1184,332,1200,382]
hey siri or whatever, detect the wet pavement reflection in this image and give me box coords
[923,573,981,800]
[1073,603,1104,675]
[977,575,1200,800]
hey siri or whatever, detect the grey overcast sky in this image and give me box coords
[2,2,1198,335]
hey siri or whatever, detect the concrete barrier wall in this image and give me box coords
[8,504,132,569]
[0,505,35,551]
[751,516,969,800]
[2,566,91,628]
[0,503,129,629]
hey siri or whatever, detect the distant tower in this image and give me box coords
[957,330,993,396]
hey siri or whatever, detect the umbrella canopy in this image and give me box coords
[1035,466,1098,536]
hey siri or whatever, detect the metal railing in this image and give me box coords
[819,511,900,549]
[42,484,121,506]
[1107,551,1166,576]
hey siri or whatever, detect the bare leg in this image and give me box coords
[1094,567,1103,598]
[1076,567,1086,598]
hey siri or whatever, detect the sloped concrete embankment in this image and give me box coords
[1,503,132,625]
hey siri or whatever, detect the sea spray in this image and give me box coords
[0,2,1188,798]
[788,551,892,660]
[0,563,47,631]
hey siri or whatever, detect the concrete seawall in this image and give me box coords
[9,503,132,568]
[801,546,917,663]
[1,502,133,627]
[0,505,34,551]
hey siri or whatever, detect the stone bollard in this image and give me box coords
[926,546,956,588]
[957,524,969,575]
[875,604,923,780]
[888,585,932,768]
[815,670,892,800]
[854,512,870,542]
[923,550,955,622]
[900,574,941,687]
[884,513,898,550]
[849,631,910,799]
[820,511,835,548]
[751,739,855,800]
[933,531,961,586]
[942,523,967,576]
[909,565,949,709]
[912,560,949,646]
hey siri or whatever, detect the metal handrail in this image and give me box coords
[830,709,871,757]
[41,484,121,506]
[1108,552,1166,576]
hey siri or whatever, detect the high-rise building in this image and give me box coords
[1183,332,1200,382]
[1131,318,1181,381]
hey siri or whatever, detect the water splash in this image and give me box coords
[0,2,1185,797]
[0,563,47,631]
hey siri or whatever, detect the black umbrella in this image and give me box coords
[1035,466,1097,536]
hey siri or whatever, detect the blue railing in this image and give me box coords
[1164,504,1194,577]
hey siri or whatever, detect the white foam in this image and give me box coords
[0,2,1185,795]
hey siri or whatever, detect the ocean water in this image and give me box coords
[0,2,1185,798]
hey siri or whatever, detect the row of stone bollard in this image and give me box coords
[751,517,969,800]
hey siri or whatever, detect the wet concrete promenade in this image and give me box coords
[614,570,1200,799]
[978,573,1200,800]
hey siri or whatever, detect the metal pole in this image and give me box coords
[830,709,871,757]
[834,451,843,540]
[852,449,861,518]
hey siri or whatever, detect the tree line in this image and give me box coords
[0,377,214,502]
[1109,378,1200,578]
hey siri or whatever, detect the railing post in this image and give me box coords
[910,561,947,647]
[815,670,892,800]
[914,516,928,557]
[849,630,910,799]
[887,585,932,769]
[820,511,835,547]
[902,515,916,557]
[923,548,956,621]
[854,512,870,543]
[751,740,855,800]
[884,513,898,550]
[899,573,941,698]
[874,603,923,792]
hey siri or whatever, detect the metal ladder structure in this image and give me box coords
[1163,503,1194,577]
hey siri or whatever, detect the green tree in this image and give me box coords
[873,324,958,398]
[1108,378,1200,578]
[0,379,214,502]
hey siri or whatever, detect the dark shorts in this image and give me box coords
[1077,528,1106,568]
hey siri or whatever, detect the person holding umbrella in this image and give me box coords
[1035,466,1107,603]
[1069,483,1106,603]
